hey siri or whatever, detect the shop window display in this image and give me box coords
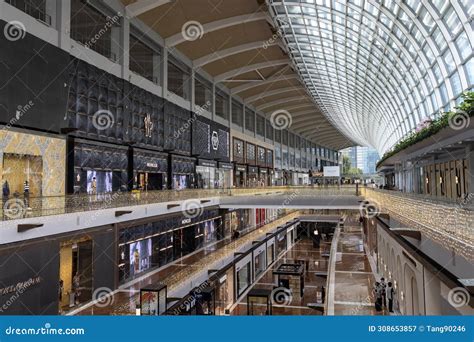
[86,170,112,194]
[236,262,251,296]
[129,238,153,278]
[254,250,266,277]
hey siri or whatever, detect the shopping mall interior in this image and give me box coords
[0,0,472,318]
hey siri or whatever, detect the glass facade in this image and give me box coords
[269,0,473,154]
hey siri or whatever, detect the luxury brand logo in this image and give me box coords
[211,131,219,150]
[0,276,41,296]
[144,113,154,138]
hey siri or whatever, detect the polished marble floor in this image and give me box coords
[332,219,384,315]
[72,213,300,315]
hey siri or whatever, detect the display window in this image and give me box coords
[236,262,251,296]
[129,238,153,278]
[196,165,216,189]
[86,170,113,194]
[253,247,266,278]
[277,231,287,255]
[267,239,275,266]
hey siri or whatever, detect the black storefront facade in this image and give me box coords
[118,209,223,283]
[193,116,231,189]
[64,57,198,193]
[0,226,115,315]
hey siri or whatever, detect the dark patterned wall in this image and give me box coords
[192,116,229,161]
[66,58,190,154]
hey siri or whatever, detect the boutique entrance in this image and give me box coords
[59,238,93,313]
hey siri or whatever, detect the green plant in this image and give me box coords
[377,91,474,169]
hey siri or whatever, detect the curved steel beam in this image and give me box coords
[166,12,270,47]
[215,59,289,83]
[126,0,172,17]
[257,96,310,111]
[245,86,305,103]
[194,41,277,67]
[231,74,297,94]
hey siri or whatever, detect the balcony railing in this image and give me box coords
[362,187,474,261]
[1,185,358,222]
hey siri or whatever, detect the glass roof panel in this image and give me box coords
[268,0,473,153]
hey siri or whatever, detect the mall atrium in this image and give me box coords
[0,0,472,317]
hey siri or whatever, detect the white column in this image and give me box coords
[57,0,71,51]
[111,15,129,78]
[190,69,195,112]
[161,47,168,98]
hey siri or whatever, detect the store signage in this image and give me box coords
[144,113,154,138]
[199,160,217,168]
[323,166,340,177]
[218,163,233,170]
[260,169,267,174]
[236,166,246,172]
[182,218,192,225]
[219,275,227,284]
[248,167,258,173]
[211,131,219,150]
[0,276,41,296]
[146,162,158,168]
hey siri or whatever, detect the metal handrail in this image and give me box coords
[1,185,359,221]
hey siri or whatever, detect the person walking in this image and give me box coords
[387,282,395,313]
[380,277,387,308]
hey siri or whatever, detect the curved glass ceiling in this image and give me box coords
[269,0,474,154]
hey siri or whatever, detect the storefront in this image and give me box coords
[217,162,233,189]
[259,167,269,186]
[214,265,235,315]
[170,155,195,189]
[273,169,284,186]
[247,166,259,187]
[133,149,168,191]
[0,130,66,212]
[118,210,221,283]
[196,159,217,189]
[234,164,247,188]
[69,139,128,194]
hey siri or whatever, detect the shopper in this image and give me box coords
[387,282,395,313]
[374,282,382,312]
[23,180,30,208]
[380,277,387,308]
